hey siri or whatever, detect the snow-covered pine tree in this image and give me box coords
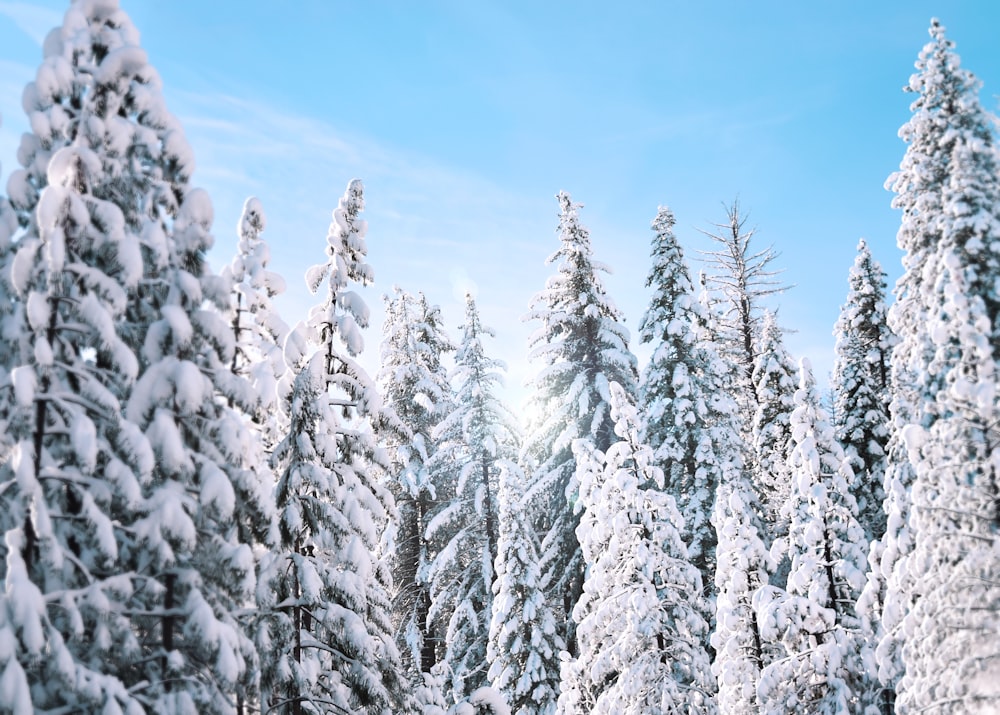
[559,383,716,715]
[265,179,405,714]
[214,197,291,710]
[698,200,788,430]
[222,196,290,451]
[0,110,19,369]
[414,666,452,715]
[120,186,278,713]
[418,668,512,715]
[0,111,22,560]
[756,359,872,715]
[861,17,962,709]
[379,288,455,680]
[711,466,774,713]
[449,687,512,715]
[857,373,918,714]
[689,265,778,710]
[0,146,147,714]
[852,310,924,714]
[426,293,519,702]
[521,191,638,654]
[750,311,798,564]
[216,198,290,710]
[3,2,274,711]
[487,460,562,715]
[1,0,191,446]
[832,238,893,545]
[638,205,738,600]
[6,0,195,308]
[882,19,1000,713]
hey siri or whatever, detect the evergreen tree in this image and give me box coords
[698,200,788,428]
[857,384,917,714]
[0,112,23,563]
[521,191,638,653]
[685,261,777,710]
[414,666,451,715]
[750,311,798,560]
[264,179,404,714]
[831,238,893,544]
[379,288,455,679]
[6,0,195,319]
[218,197,289,710]
[711,469,773,713]
[427,293,518,702]
[2,2,273,711]
[120,187,276,712]
[559,383,716,714]
[836,252,899,715]
[882,19,1000,713]
[638,206,731,597]
[756,360,871,714]
[487,460,562,715]
[222,196,290,450]
[0,110,19,369]
[450,687,511,715]
[0,146,147,714]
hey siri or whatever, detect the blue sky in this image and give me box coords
[2,1,1000,405]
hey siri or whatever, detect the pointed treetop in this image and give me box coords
[551,190,597,264]
[239,196,266,237]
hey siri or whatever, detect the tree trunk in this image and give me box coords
[482,456,498,570]
[163,572,176,691]
[417,497,436,673]
[293,545,303,715]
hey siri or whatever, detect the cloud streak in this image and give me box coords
[165,88,554,403]
[0,2,62,46]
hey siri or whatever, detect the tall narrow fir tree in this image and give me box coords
[521,191,638,655]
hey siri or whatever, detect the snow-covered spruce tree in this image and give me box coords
[558,383,716,715]
[265,179,405,714]
[750,311,798,562]
[0,0,187,549]
[119,187,280,713]
[0,146,147,714]
[837,253,897,714]
[222,196,290,451]
[426,293,519,702]
[881,19,1000,713]
[686,264,777,709]
[414,666,452,715]
[832,238,893,545]
[521,191,638,654]
[698,200,788,430]
[0,112,23,555]
[856,357,919,714]
[756,359,872,714]
[861,17,962,708]
[487,459,562,715]
[0,110,20,369]
[379,288,455,680]
[218,198,289,710]
[419,669,510,715]
[449,688,512,715]
[3,2,275,711]
[638,205,735,598]
[6,0,194,300]
[710,465,774,713]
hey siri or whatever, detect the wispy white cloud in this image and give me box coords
[165,88,554,402]
[0,2,62,46]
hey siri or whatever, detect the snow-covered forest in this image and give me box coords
[0,2,998,714]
